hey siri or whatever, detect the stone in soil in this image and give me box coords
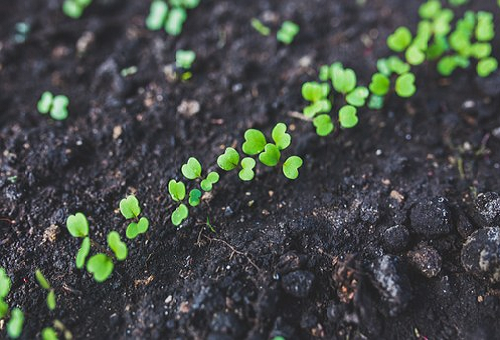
[281,270,315,298]
[407,245,442,278]
[369,255,412,317]
[461,227,500,283]
[475,192,500,226]
[382,225,410,253]
[410,197,452,238]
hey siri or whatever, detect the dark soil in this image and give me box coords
[1,0,500,339]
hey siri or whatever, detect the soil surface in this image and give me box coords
[1,0,500,339]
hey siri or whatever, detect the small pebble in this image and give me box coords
[407,245,442,278]
[475,192,500,226]
[461,227,500,282]
[410,197,452,238]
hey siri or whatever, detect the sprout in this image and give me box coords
[271,123,291,150]
[301,82,331,118]
[145,0,198,36]
[368,95,384,110]
[76,237,90,269]
[338,105,358,129]
[282,156,303,180]
[242,129,267,155]
[217,148,240,171]
[477,57,498,77]
[369,73,390,96]
[239,158,256,181]
[475,11,494,42]
[188,189,202,206]
[107,231,128,261]
[37,92,69,121]
[42,328,58,340]
[7,308,24,339]
[332,64,356,94]
[62,0,92,19]
[259,144,281,167]
[419,0,441,19]
[395,73,416,98]
[346,87,369,107]
[165,7,187,36]
[181,157,202,179]
[86,254,114,282]
[276,21,300,45]
[313,114,334,136]
[35,269,56,311]
[119,195,141,219]
[471,43,492,59]
[405,45,425,65]
[171,203,188,226]
[251,18,270,36]
[66,213,89,238]
[200,172,219,191]
[168,180,186,201]
[175,50,196,70]
[146,1,169,30]
[120,195,149,240]
[387,27,412,52]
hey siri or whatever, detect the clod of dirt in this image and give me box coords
[177,99,200,118]
[410,197,452,238]
[369,255,412,317]
[456,211,476,238]
[276,251,304,274]
[407,245,442,278]
[475,192,500,226]
[281,270,315,298]
[382,225,410,253]
[209,312,244,339]
[461,227,500,283]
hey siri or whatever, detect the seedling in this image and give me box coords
[301,82,331,117]
[120,195,150,239]
[332,64,356,94]
[282,156,303,180]
[146,0,200,36]
[395,73,416,97]
[0,267,24,339]
[86,254,114,283]
[369,73,390,96]
[66,212,90,268]
[217,148,240,171]
[313,114,334,136]
[477,57,498,77]
[107,232,128,260]
[251,18,270,36]
[387,27,412,52]
[239,158,256,181]
[180,157,220,191]
[35,270,56,311]
[37,92,69,120]
[176,50,196,69]
[242,129,267,155]
[338,105,358,128]
[62,0,92,19]
[259,144,281,167]
[277,21,300,45]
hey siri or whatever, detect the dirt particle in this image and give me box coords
[113,126,123,140]
[461,227,500,283]
[475,192,500,226]
[177,100,200,118]
[382,225,409,253]
[410,197,452,238]
[390,190,404,203]
[281,270,315,298]
[407,245,442,278]
[42,224,59,243]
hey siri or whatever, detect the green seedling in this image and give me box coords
[419,0,441,19]
[259,143,281,167]
[332,64,356,94]
[476,11,494,42]
[313,114,334,136]
[165,7,187,35]
[107,232,128,261]
[239,157,256,181]
[62,0,92,19]
[37,92,69,121]
[271,123,291,150]
[76,237,90,269]
[35,270,56,311]
[7,308,24,339]
[477,57,498,77]
[368,95,384,110]
[86,254,114,282]
[301,82,331,118]
[405,45,425,65]
[282,156,303,180]
[0,268,24,338]
[338,105,358,128]
[251,18,270,36]
[168,180,186,201]
[146,0,169,30]
[369,73,390,96]
[66,212,90,268]
[395,73,416,97]
[346,86,369,107]
[146,0,198,36]
[120,195,149,239]
[189,189,202,206]
[200,172,219,191]
[171,203,188,226]
[242,129,267,155]
[449,0,468,6]
[42,328,58,340]
[387,27,412,52]
[277,21,300,45]
[176,50,196,69]
[181,157,202,179]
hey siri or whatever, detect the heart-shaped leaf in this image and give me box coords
[217,147,240,171]
[313,114,334,136]
[189,189,202,206]
[271,123,291,150]
[87,254,114,282]
[387,27,412,52]
[258,144,281,167]
[168,180,186,202]
[301,82,329,102]
[0,268,11,299]
[200,171,219,191]
[395,73,416,97]
[346,86,369,107]
[332,66,356,94]
[405,45,425,65]
[171,204,189,226]
[181,157,202,180]
[283,156,303,180]
[120,195,141,219]
[50,95,69,121]
[339,105,358,128]
[242,129,267,155]
[76,237,90,269]
[67,212,89,238]
[37,91,53,114]
[107,231,128,261]
[369,73,390,96]
[238,157,256,181]
[137,217,149,233]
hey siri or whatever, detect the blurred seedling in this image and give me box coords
[62,0,92,19]
[120,195,150,239]
[251,18,270,36]
[175,49,196,80]
[146,0,200,36]
[37,92,69,121]
[0,267,24,339]
[277,21,300,44]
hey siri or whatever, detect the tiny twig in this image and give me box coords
[287,111,312,122]
[204,236,260,271]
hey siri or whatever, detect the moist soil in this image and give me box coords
[1,0,500,339]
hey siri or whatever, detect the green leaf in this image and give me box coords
[164,7,187,36]
[319,65,331,81]
[395,73,416,98]
[276,20,300,45]
[313,114,334,137]
[7,308,24,339]
[387,56,411,74]
[168,180,186,201]
[369,73,390,96]
[471,43,491,59]
[217,147,240,171]
[477,57,498,77]
[437,56,458,76]
[368,95,384,110]
[258,144,281,167]
[283,156,303,180]
[238,157,256,181]
[271,123,291,150]
[405,45,425,65]
[126,222,138,239]
[171,204,189,226]
[137,217,149,234]
[339,105,358,129]
[42,327,58,340]
[50,95,69,121]
[35,269,51,290]
[303,100,331,118]
[200,171,219,191]
[332,66,356,94]
[86,254,114,282]
[66,212,89,238]
[107,231,128,260]
[426,36,448,60]
[387,27,412,52]
[0,268,11,299]
[251,18,270,36]
[301,82,329,102]
[76,237,90,269]
[188,189,202,206]
[37,91,53,114]
[47,290,56,311]
[181,157,202,180]
[146,0,169,30]
[419,0,441,19]
[242,129,267,155]
[476,11,494,42]
[0,299,8,318]
[346,86,369,107]
[376,58,391,76]
[62,0,84,19]
[120,195,141,219]
[433,9,453,36]
[175,50,196,69]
